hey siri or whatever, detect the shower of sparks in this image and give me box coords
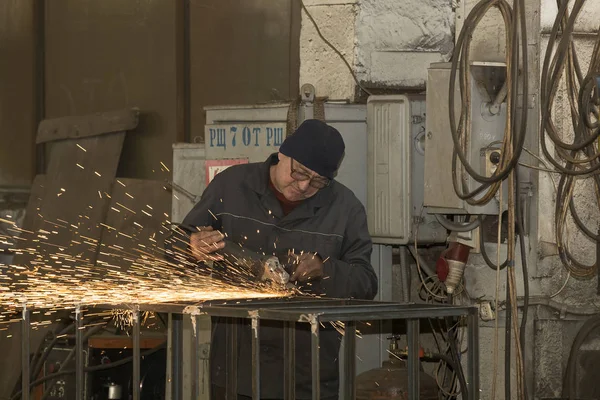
[0,204,292,327]
[160,161,170,172]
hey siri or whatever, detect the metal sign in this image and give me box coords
[205,158,248,185]
[204,123,286,162]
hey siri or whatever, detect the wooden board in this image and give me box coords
[95,178,171,272]
[13,131,126,268]
[36,109,139,144]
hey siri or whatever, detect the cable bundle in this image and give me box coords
[449,0,529,399]
[449,0,528,205]
[541,0,600,278]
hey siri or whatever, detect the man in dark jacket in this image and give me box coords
[178,119,378,399]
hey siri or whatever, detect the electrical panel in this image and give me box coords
[423,62,508,215]
[366,96,412,245]
[366,96,446,245]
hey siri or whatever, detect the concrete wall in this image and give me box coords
[534,0,600,397]
[355,0,454,89]
[299,0,358,100]
[300,0,454,99]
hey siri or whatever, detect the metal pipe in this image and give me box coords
[399,247,410,303]
[132,308,141,400]
[467,309,480,400]
[251,315,260,400]
[21,306,30,400]
[226,318,239,398]
[172,313,183,400]
[284,321,296,400]
[310,316,320,400]
[193,315,200,400]
[75,306,84,400]
[406,319,420,400]
[343,321,356,400]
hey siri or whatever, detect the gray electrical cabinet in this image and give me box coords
[423,62,508,216]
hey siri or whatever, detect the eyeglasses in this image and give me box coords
[290,159,330,189]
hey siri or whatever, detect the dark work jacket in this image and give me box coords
[175,154,378,399]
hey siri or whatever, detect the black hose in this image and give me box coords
[38,324,106,400]
[30,322,77,382]
[426,352,461,375]
[561,314,600,399]
[435,214,483,232]
[10,342,166,400]
[480,225,509,270]
[516,167,530,400]
[505,280,512,400]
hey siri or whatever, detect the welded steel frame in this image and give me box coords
[18,298,479,400]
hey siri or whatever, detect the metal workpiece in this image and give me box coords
[21,307,30,400]
[284,321,296,400]
[132,308,141,400]
[406,319,420,400]
[467,310,480,398]
[310,315,320,400]
[75,306,84,400]
[171,313,184,400]
[251,314,260,399]
[226,318,239,399]
[15,298,478,400]
[343,321,357,399]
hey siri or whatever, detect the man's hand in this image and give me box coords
[190,226,225,262]
[290,253,324,282]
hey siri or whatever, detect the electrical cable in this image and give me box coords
[505,275,512,400]
[541,0,600,279]
[479,219,509,271]
[449,0,529,206]
[515,167,529,364]
[434,214,483,232]
[444,312,469,400]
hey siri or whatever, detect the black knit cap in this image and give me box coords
[279,119,345,180]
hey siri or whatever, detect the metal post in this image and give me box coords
[310,316,320,400]
[132,308,141,400]
[172,313,184,400]
[193,315,200,400]
[284,321,296,400]
[251,315,260,400]
[21,306,30,400]
[406,318,420,400]
[75,306,84,400]
[344,321,357,400]
[467,310,480,400]
[226,318,239,399]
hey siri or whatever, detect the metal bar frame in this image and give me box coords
[343,320,356,400]
[15,298,478,400]
[75,306,84,400]
[284,321,296,400]
[406,319,420,400]
[132,308,141,400]
[225,317,239,399]
[21,307,30,400]
[172,313,184,400]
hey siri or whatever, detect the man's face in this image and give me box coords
[271,153,329,202]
